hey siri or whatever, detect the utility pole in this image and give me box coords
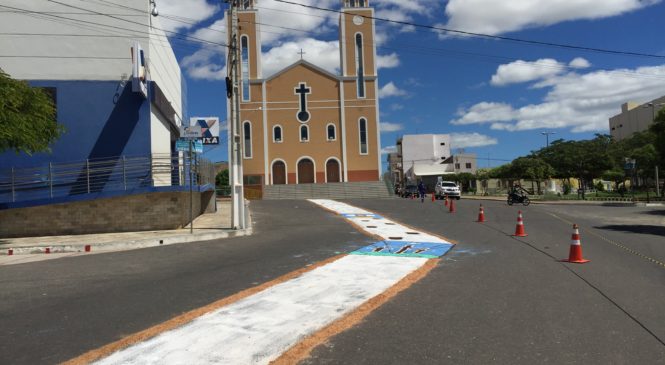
[226,0,245,229]
[541,131,556,148]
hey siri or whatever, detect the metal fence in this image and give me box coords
[0,153,216,204]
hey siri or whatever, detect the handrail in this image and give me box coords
[0,153,216,204]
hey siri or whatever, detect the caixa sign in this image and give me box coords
[131,41,148,98]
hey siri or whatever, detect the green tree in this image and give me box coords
[509,157,554,194]
[650,109,665,168]
[215,169,229,188]
[475,168,491,195]
[602,169,627,192]
[0,70,63,154]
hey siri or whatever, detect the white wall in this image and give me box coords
[0,0,149,80]
[148,15,183,124]
[401,134,451,169]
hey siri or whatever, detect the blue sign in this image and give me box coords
[351,240,454,259]
[176,139,203,154]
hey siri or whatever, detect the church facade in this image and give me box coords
[228,0,381,186]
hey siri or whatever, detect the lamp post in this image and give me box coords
[541,131,556,148]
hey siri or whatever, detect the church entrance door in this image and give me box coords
[297,158,315,184]
[326,159,340,183]
[272,161,286,184]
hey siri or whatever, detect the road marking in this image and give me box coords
[547,212,665,270]
[67,200,452,365]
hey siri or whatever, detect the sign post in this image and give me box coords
[177,125,203,234]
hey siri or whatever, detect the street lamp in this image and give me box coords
[541,131,556,148]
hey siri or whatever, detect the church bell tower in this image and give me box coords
[339,0,376,96]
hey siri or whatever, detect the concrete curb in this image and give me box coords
[461,195,641,206]
[2,228,253,256]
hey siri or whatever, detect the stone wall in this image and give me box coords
[0,190,215,238]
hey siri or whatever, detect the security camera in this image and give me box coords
[151,7,159,16]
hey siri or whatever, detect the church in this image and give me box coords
[228,0,382,187]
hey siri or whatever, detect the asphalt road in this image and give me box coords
[0,200,371,365]
[1,198,664,364]
[303,198,665,364]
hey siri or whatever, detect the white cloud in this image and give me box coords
[452,62,665,133]
[569,57,591,69]
[180,48,226,80]
[450,133,498,148]
[377,53,400,69]
[261,38,340,76]
[491,59,566,86]
[380,122,404,132]
[437,0,661,36]
[379,82,407,98]
[390,103,404,111]
[157,0,219,33]
[381,145,398,154]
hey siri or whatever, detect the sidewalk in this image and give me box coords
[460,195,654,206]
[0,200,252,263]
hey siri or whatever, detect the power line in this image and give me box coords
[269,0,665,60]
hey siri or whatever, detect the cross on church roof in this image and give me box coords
[298,49,306,60]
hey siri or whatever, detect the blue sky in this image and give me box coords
[157,0,665,169]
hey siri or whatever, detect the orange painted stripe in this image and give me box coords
[63,254,346,365]
[270,258,440,364]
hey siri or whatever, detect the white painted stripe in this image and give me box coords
[93,255,426,365]
[309,199,451,245]
[571,240,581,245]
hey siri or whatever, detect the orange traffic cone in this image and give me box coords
[449,197,456,213]
[562,224,590,263]
[512,210,527,237]
[477,204,485,222]
[410,193,414,200]
[444,195,449,207]
[431,193,435,202]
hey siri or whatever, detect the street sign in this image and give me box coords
[192,139,203,153]
[179,125,202,139]
[176,139,203,154]
[176,139,190,152]
[190,117,220,145]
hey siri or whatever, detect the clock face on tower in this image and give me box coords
[353,15,364,25]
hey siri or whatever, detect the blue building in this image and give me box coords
[0,0,191,206]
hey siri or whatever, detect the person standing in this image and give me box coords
[418,180,426,203]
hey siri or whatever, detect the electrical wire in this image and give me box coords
[269,0,665,59]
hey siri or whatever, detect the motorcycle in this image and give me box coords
[507,187,530,206]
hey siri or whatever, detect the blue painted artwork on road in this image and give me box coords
[341,213,383,219]
[351,240,454,259]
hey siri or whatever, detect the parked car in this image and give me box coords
[401,184,418,198]
[435,181,461,200]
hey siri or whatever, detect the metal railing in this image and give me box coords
[0,153,215,204]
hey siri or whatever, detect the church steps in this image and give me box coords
[262,181,392,200]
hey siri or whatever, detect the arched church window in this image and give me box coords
[327,124,336,140]
[243,121,252,158]
[241,35,250,101]
[359,118,368,154]
[300,125,309,142]
[355,33,365,98]
[273,125,283,142]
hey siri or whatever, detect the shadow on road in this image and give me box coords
[596,224,665,237]
[641,210,665,216]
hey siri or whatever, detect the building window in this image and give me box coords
[327,123,336,140]
[355,33,365,98]
[241,35,250,101]
[243,121,252,158]
[273,125,282,142]
[300,125,309,142]
[359,118,368,154]
[466,163,472,169]
[440,142,445,146]
[455,163,460,169]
